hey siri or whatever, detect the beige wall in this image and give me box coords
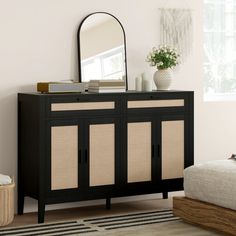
[81,18,124,60]
[0,0,235,212]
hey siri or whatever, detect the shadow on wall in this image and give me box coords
[70,20,80,82]
[0,84,35,174]
[0,84,36,212]
[0,90,18,213]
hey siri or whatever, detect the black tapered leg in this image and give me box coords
[106,198,111,210]
[38,201,45,223]
[17,194,24,215]
[162,192,168,199]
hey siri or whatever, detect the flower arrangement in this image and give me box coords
[146,45,180,70]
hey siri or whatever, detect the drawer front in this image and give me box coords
[127,99,184,108]
[51,101,115,111]
[125,93,192,113]
[47,95,120,117]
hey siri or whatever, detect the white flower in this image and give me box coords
[146,54,152,61]
[150,62,155,66]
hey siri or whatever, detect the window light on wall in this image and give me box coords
[204,0,236,100]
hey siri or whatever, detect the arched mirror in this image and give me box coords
[78,12,127,89]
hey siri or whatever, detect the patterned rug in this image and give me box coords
[0,209,221,236]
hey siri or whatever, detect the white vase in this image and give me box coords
[153,68,172,90]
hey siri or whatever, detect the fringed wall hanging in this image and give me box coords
[160,8,193,62]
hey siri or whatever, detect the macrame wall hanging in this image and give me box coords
[160,8,193,62]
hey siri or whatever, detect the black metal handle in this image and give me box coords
[152,144,154,158]
[84,149,88,164]
[157,144,161,157]
[78,149,82,164]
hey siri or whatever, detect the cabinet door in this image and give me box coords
[160,117,185,180]
[85,118,120,188]
[47,120,84,194]
[126,118,156,184]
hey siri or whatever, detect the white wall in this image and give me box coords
[0,0,235,213]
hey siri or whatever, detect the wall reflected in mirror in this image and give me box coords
[78,13,127,86]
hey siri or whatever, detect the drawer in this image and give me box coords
[125,92,191,113]
[47,95,120,117]
[127,99,184,108]
[51,101,115,111]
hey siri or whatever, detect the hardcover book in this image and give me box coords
[37,82,85,93]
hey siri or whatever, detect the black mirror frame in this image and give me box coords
[77,12,128,90]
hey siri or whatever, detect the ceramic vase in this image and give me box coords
[153,68,172,90]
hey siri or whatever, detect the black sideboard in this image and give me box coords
[18,90,194,223]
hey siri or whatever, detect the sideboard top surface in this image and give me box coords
[18,90,194,97]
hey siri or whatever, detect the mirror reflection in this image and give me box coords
[79,13,127,84]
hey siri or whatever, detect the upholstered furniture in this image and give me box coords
[173,160,236,236]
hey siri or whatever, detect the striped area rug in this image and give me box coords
[0,210,180,236]
[83,209,178,230]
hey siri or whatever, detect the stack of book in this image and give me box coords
[88,80,126,93]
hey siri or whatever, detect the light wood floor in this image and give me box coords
[7,197,174,228]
